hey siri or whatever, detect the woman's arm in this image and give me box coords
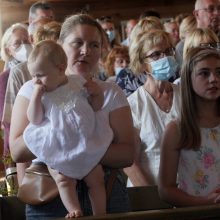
[158,121,220,206]
[124,128,155,186]
[101,106,134,168]
[9,95,36,162]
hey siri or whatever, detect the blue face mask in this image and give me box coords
[114,67,123,76]
[150,56,178,81]
[106,30,116,43]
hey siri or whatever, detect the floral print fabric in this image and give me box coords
[178,125,220,196]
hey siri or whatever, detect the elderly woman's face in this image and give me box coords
[7,28,30,57]
[62,24,102,80]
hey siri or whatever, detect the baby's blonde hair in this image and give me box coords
[28,40,67,68]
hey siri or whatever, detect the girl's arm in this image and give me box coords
[9,95,36,162]
[124,128,154,186]
[27,83,45,124]
[158,121,220,206]
[101,106,134,168]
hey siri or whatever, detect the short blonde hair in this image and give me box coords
[28,40,67,68]
[129,16,163,45]
[129,30,172,74]
[179,15,197,40]
[1,23,28,62]
[183,28,219,59]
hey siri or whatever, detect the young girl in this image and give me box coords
[158,47,220,206]
[20,40,113,218]
[104,46,130,83]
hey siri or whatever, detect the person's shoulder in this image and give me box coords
[127,86,145,106]
[20,79,33,89]
[164,120,181,141]
[117,68,134,79]
[11,61,28,72]
[9,61,30,78]
[17,79,33,98]
[98,79,123,93]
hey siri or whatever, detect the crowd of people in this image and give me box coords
[0,0,220,219]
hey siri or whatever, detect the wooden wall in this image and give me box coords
[0,0,194,40]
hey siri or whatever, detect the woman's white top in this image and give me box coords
[19,75,128,179]
[178,124,220,196]
[127,84,181,186]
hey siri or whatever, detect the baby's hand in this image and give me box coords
[32,78,45,97]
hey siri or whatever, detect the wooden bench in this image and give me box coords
[0,196,25,220]
[127,186,172,211]
[55,205,220,220]
[1,186,220,220]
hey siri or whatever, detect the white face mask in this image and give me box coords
[14,44,32,63]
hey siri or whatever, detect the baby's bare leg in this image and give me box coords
[84,164,106,215]
[48,167,83,218]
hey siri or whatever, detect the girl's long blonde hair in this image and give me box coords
[180,47,220,149]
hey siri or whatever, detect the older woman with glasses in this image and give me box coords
[116,16,164,97]
[124,29,181,187]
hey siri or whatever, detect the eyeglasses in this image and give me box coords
[144,47,175,61]
[200,42,220,50]
[197,5,220,13]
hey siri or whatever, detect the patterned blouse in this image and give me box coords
[116,68,147,97]
[178,125,220,196]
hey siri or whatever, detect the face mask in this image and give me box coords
[114,67,123,76]
[106,30,115,43]
[14,44,32,63]
[150,56,178,81]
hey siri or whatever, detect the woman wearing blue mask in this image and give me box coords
[97,16,120,48]
[104,46,130,83]
[124,29,181,187]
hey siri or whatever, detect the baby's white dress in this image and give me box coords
[21,75,113,179]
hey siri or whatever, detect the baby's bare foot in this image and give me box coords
[65,210,83,218]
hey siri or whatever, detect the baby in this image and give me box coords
[20,40,113,218]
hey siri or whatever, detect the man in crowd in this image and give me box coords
[29,1,55,24]
[194,0,220,37]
